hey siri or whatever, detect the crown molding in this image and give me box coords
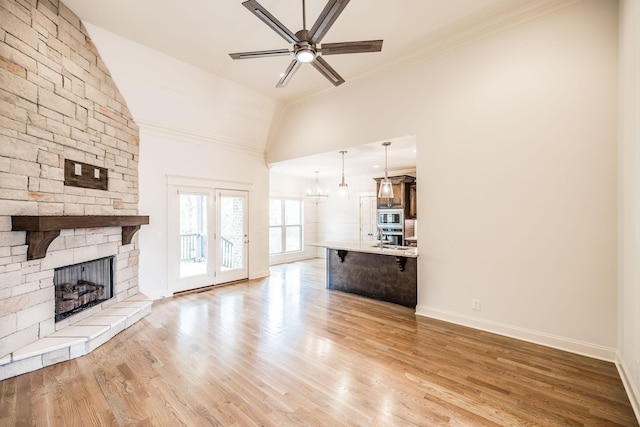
[136,118,265,157]
[288,0,583,108]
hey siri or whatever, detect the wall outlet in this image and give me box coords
[472,298,481,310]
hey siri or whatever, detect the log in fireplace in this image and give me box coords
[54,256,114,322]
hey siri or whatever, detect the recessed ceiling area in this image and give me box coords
[62,0,530,104]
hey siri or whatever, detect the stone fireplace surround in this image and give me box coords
[0,219,152,380]
[0,0,151,379]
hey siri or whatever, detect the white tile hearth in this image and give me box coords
[0,295,152,381]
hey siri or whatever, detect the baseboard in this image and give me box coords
[616,357,640,422]
[415,305,617,362]
[249,269,270,280]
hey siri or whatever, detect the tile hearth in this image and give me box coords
[0,294,152,380]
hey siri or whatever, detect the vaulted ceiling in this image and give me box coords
[62,0,530,104]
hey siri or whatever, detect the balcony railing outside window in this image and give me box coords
[180,233,233,268]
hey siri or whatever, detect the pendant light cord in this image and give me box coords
[384,144,389,179]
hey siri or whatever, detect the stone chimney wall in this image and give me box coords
[0,0,141,358]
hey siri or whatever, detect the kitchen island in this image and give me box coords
[311,242,418,308]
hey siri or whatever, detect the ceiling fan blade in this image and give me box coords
[229,49,291,60]
[320,40,383,56]
[311,56,345,86]
[242,0,300,44]
[276,60,302,88]
[308,0,350,44]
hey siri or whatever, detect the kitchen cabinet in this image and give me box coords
[374,175,416,218]
[409,184,417,219]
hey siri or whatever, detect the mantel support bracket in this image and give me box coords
[395,256,407,272]
[12,215,149,261]
[26,231,61,261]
[337,250,348,263]
[23,227,142,261]
[122,225,142,246]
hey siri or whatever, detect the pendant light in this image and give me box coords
[306,171,329,201]
[337,150,349,200]
[378,142,394,199]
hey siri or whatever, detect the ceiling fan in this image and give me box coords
[229,0,383,88]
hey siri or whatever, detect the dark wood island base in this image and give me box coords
[326,248,417,308]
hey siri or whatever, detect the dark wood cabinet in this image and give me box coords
[409,184,417,219]
[374,175,416,218]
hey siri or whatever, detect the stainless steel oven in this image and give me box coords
[377,209,404,245]
[378,227,403,245]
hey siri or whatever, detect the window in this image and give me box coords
[269,198,302,254]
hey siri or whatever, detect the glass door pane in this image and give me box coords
[217,191,248,283]
[179,193,209,278]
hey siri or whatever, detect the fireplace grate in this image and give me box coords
[54,256,114,322]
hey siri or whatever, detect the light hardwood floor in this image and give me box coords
[1,258,637,426]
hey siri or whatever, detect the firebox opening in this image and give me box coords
[54,256,115,322]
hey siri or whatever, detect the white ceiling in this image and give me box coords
[61,0,528,177]
[63,0,528,104]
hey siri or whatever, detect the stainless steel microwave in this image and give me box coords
[377,209,404,226]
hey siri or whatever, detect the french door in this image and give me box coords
[171,186,248,293]
[216,190,249,283]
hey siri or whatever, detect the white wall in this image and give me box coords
[84,24,276,299]
[267,0,619,359]
[316,173,375,244]
[618,0,640,415]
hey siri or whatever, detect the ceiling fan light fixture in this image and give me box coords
[294,42,316,63]
[296,49,315,63]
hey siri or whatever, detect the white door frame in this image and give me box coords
[167,176,252,294]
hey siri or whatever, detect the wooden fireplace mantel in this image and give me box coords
[11,215,150,260]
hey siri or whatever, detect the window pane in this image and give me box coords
[179,194,208,278]
[220,195,245,270]
[285,200,301,225]
[269,199,282,226]
[269,227,282,254]
[285,226,301,251]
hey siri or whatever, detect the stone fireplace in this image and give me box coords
[0,0,151,379]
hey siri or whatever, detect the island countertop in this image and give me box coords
[310,241,418,258]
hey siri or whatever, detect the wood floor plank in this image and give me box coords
[0,258,637,426]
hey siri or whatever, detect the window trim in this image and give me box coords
[269,197,303,255]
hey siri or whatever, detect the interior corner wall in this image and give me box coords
[618,0,640,415]
[81,23,277,299]
[267,0,619,359]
